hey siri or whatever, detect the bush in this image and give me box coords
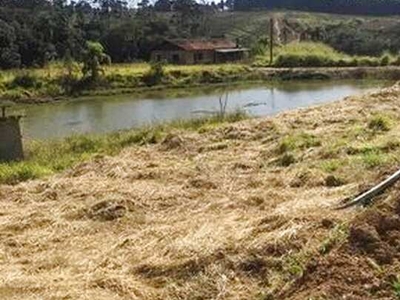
[11,73,42,89]
[380,55,390,66]
[142,62,165,86]
[274,54,335,68]
[274,54,301,68]
[348,58,359,67]
[392,56,400,66]
[358,58,379,67]
[368,115,392,132]
[200,70,223,83]
[302,55,329,67]
[278,153,296,167]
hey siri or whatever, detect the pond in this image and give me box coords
[12,80,391,140]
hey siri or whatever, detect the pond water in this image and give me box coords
[12,80,391,140]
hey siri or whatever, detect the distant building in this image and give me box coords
[150,39,249,65]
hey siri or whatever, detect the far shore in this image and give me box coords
[2,65,400,105]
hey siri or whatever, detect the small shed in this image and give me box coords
[151,39,249,65]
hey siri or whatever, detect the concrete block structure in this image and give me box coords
[0,116,24,162]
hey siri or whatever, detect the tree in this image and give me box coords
[154,0,172,11]
[82,41,110,81]
[0,20,21,69]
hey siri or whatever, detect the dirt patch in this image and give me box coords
[160,133,185,151]
[325,175,346,187]
[187,177,217,190]
[88,201,127,221]
[280,190,400,299]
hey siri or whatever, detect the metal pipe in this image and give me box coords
[337,167,400,209]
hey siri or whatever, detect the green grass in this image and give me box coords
[320,159,345,173]
[393,276,400,299]
[319,223,349,255]
[360,150,390,169]
[0,111,248,185]
[278,132,321,154]
[0,62,259,102]
[368,114,393,132]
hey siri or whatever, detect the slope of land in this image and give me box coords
[2,83,400,299]
[209,11,400,56]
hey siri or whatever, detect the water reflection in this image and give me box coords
[13,80,389,140]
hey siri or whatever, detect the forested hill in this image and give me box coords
[1,0,400,70]
[232,0,400,15]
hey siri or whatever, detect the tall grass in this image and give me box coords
[0,111,248,185]
[254,41,400,68]
[0,63,256,101]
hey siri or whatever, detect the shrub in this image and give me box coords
[358,57,379,67]
[336,59,348,67]
[380,55,390,66]
[200,70,223,83]
[368,115,392,132]
[278,153,296,167]
[142,62,165,86]
[82,41,110,82]
[274,54,301,68]
[393,56,400,66]
[349,58,359,67]
[325,175,346,187]
[11,73,42,89]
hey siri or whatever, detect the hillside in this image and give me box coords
[2,84,400,299]
[2,3,400,70]
[208,11,400,56]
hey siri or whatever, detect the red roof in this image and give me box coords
[168,39,237,51]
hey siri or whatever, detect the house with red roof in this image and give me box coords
[150,39,249,64]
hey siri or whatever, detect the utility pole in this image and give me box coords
[270,18,274,65]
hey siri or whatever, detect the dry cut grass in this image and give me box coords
[2,83,400,299]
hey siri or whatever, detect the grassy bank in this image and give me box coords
[2,41,400,103]
[2,84,400,299]
[260,66,400,81]
[0,63,261,103]
[0,111,247,185]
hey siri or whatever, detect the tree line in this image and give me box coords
[0,0,216,69]
[231,0,400,15]
[1,0,400,70]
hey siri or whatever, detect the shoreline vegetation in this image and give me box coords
[2,42,400,104]
[0,111,248,185]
